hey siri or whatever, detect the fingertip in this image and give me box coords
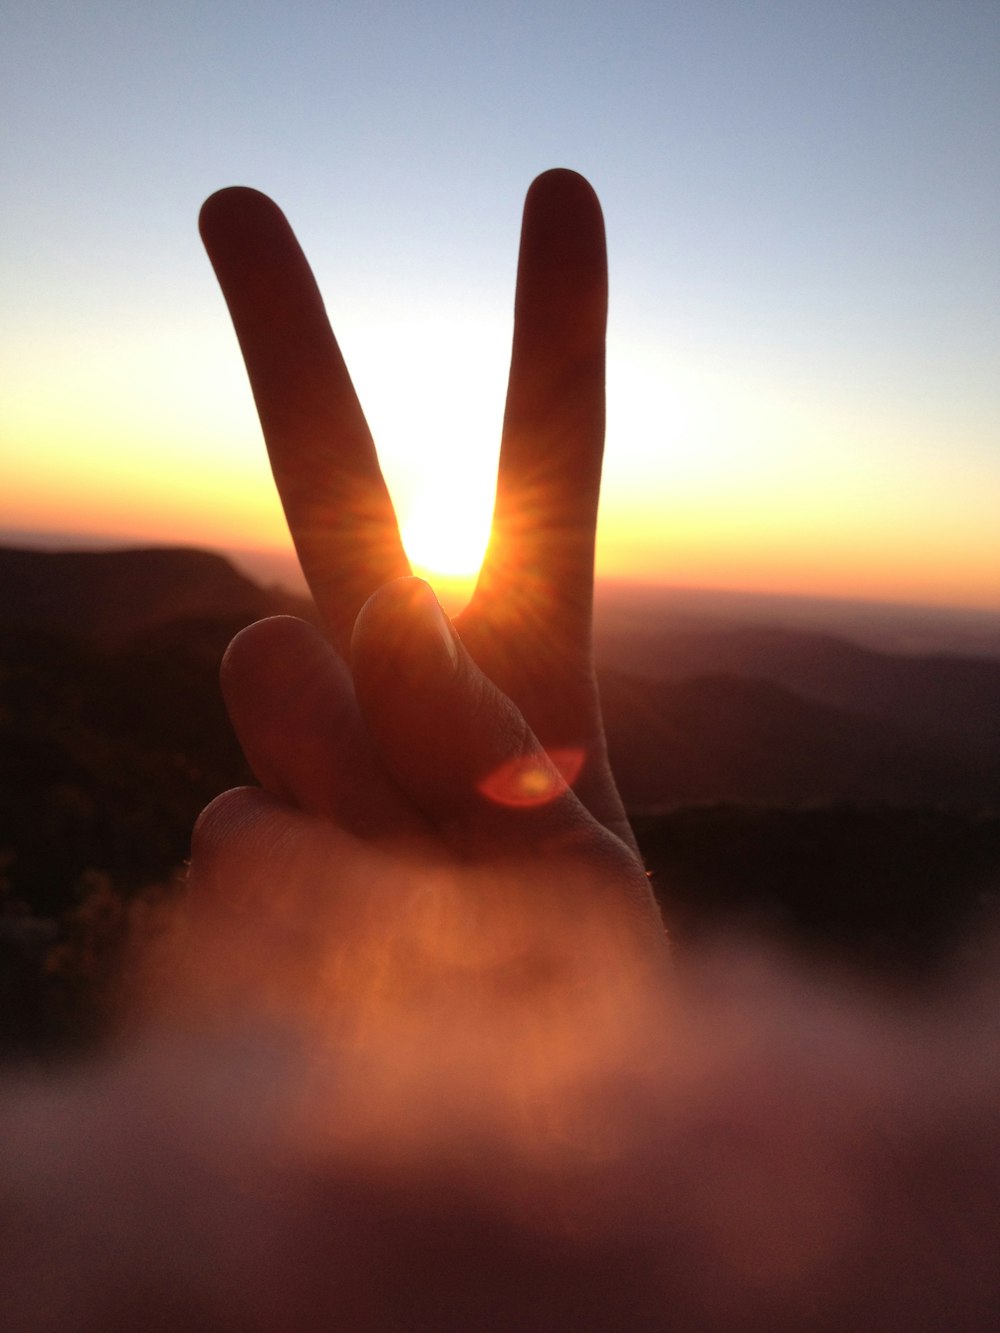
[199,184,277,219]
[528,166,596,192]
[220,614,339,752]
[525,168,603,220]
[351,577,457,684]
[220,614,329,700]
[191,784,281,860]
[198,186,291,254]
[516,166,606,300]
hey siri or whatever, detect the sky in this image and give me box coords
[2,0,998,609]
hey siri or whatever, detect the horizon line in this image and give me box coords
[3,523,999,622]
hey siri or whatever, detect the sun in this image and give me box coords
[400,483,493,584]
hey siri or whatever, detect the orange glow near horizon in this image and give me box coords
[2,210,998,618]
[5,460,1000,615]
[594,514,1000,613]
[1,416,290,553]
[4,339,999,618]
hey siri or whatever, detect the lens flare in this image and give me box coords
[477,748,585,808]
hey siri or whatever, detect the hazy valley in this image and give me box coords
[2,545,999,1053]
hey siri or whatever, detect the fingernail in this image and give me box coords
[401,580,459,682]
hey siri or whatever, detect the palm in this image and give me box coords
[200,171,633,850]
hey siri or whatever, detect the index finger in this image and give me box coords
[199,187,410,653]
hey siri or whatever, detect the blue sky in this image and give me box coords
[3,1,998,606]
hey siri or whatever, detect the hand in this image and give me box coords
[183,169,665,1042]
[198,170,645,862]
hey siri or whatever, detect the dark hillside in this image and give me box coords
[0,545,314,644]
[600,669,1000,811]
[0,621,250,917]
[635,804,1000,980]
[595,622,1000,754]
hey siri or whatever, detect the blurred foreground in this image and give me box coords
[2,545,999,1328]
[2,919,998,1330]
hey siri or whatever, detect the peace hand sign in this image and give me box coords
[198,170,659,936]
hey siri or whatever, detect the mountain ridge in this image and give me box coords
[3,543,998,812]
[0,545,315,644]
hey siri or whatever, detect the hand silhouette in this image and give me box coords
[6,176,994,1333]
[192,170,662,968]
[200,170,644,832]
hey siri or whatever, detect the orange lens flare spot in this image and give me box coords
[477,748,585,808]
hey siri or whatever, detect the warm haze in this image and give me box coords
[2,2,998,611]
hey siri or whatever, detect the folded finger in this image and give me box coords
[221,615,425,839]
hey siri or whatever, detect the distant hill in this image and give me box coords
[595,622,1000,759]
[593,579,1000,659]
[0,545,314,644]
[600,669,999,811]
[594,613,1000,810]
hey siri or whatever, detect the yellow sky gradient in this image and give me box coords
[3,303,998,614]
[5,425,998,614]
[4,4,998,619]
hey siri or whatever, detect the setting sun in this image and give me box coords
[400,483,493,581]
